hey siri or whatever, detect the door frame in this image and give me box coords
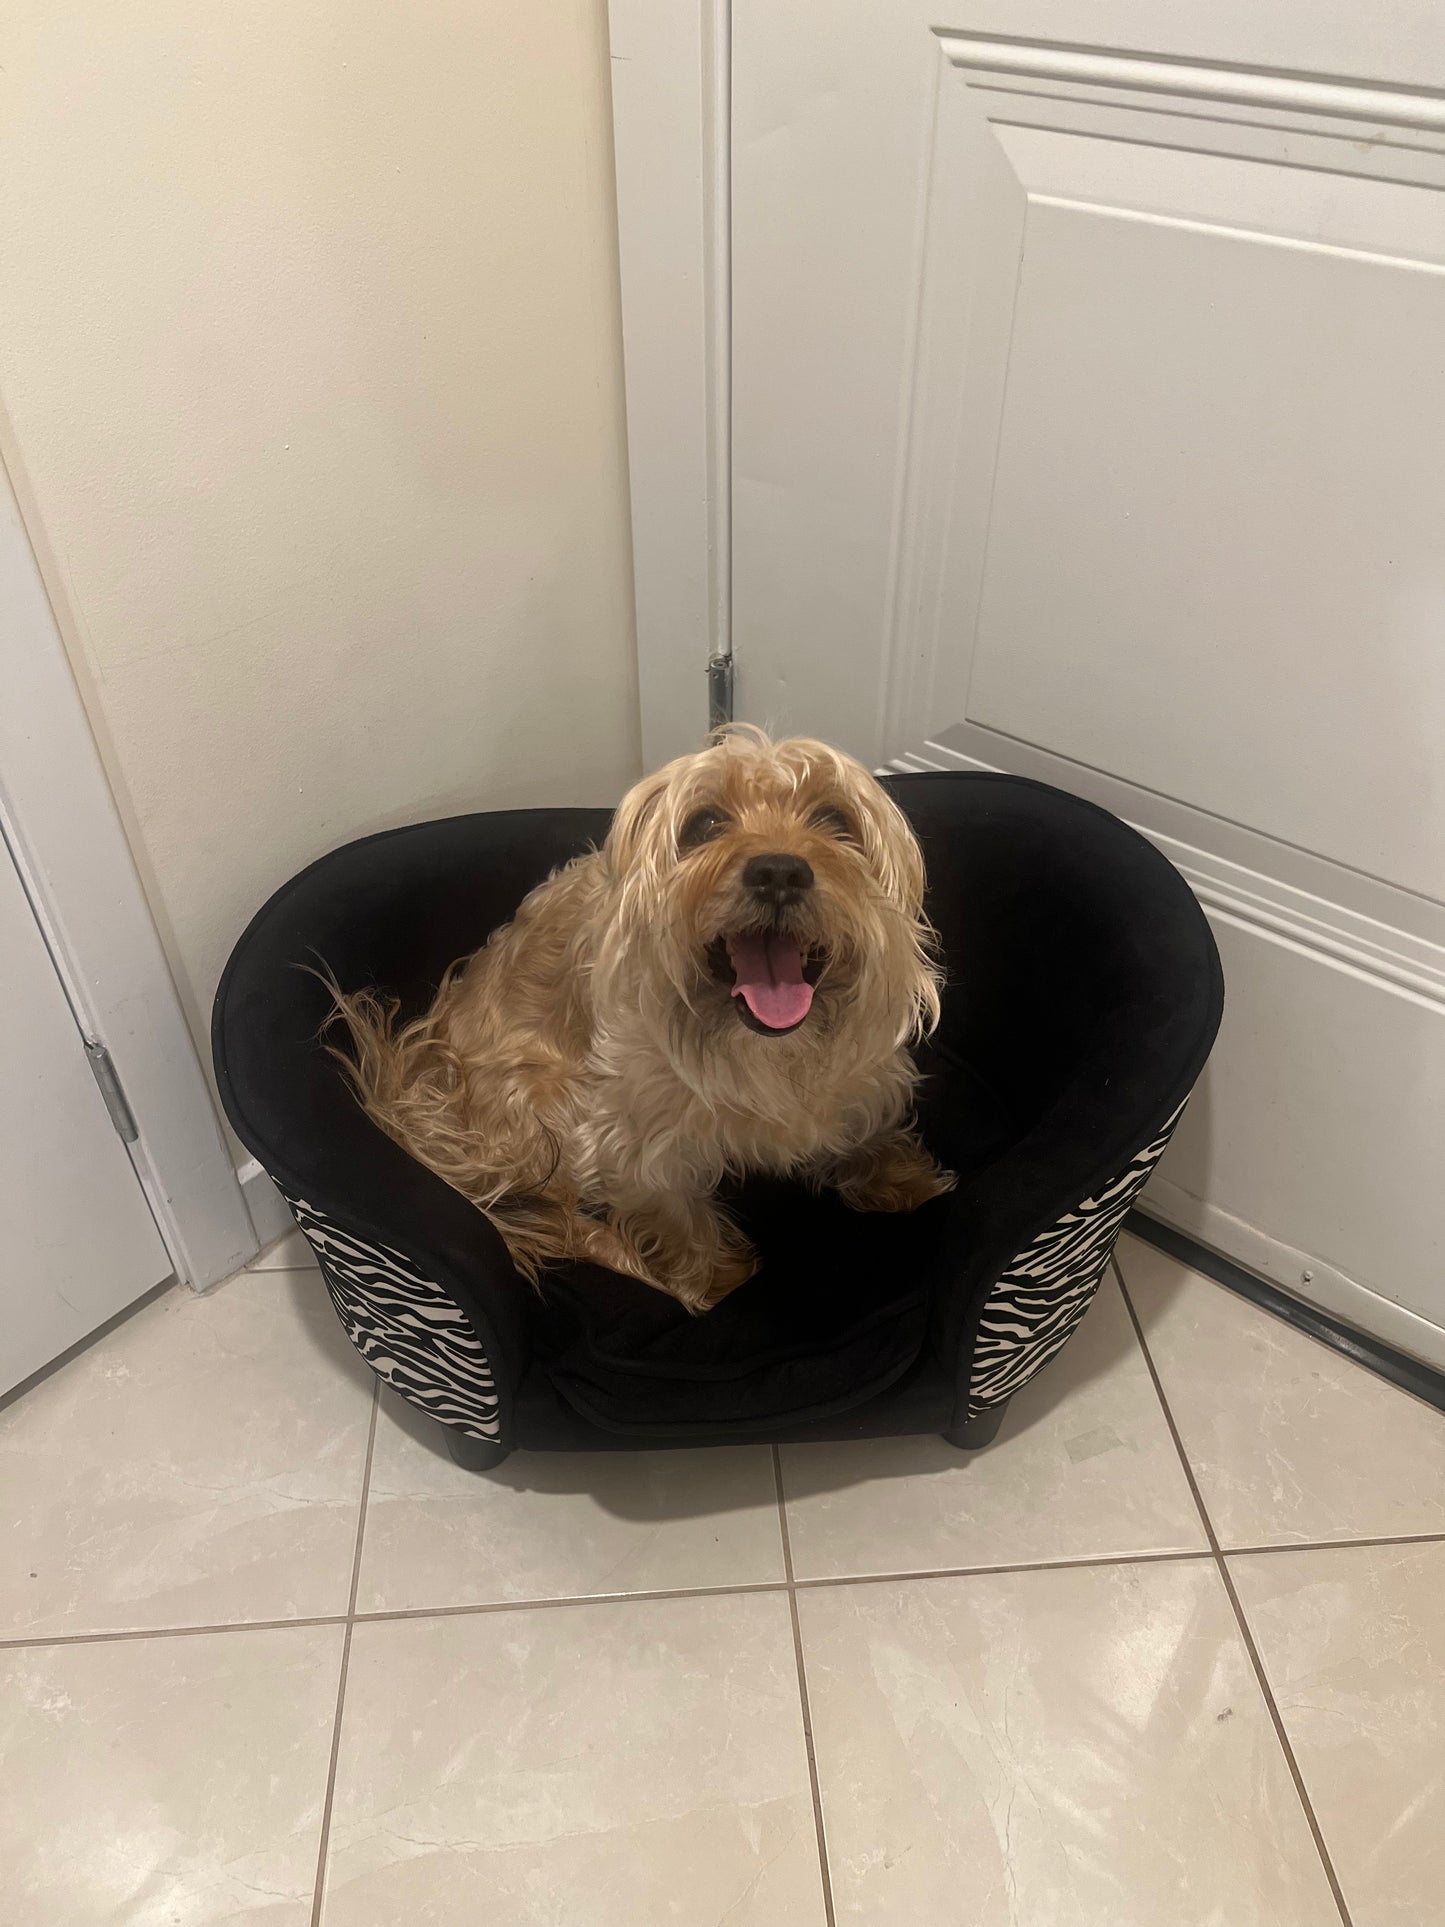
[0,449,260,1290]
[609,0,732,768]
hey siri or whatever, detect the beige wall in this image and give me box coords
[0,0,640,1054]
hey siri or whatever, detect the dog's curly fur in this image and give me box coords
[327,727,954,1309]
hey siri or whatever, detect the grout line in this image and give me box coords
[773,1445,838,1927]
[1113,1260,1355,1927]
[791,1547,1211,1590]
[344,1386,381,1621]
[1225,1530,1445,1559]
[349,1581,788,1624]
[0,1613,348,1653]
[308,1379,380,1927]
[15,1531,1444,1656]
[307,1634,354,1924]
[0,1585,788,1654]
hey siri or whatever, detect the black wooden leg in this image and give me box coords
[444,1427,512,1473]
[942,1400,1009,1451]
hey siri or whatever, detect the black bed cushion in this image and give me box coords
[532,1046,1022,1434]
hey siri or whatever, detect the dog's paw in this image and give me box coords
[837,1165,955,1214]
[633,1226,758,1313]
[697,1245,760,1310]
[831,1133,956,1215]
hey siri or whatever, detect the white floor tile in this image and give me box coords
[1118,1233,1445,1547]
[779,1274,1205,1579]
[356,1391,784,1611]
[0,1270,373,1637]
[246,1227,314,1271]
[1230,1538,1445,1927]
[322,1592,827,1926]
[1,1622,342,1926]
[8,1209,1435,1927]
[798,1560,1339,1927]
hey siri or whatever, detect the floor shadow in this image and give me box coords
[372,1263,1144,1520]
[263,1235,1147,1522]
[760,1271,1151,1508]
[378,1383,782,1521]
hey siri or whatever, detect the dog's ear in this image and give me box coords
[603,766,674,881]
[865,786,928,917]
[831,759,927,920]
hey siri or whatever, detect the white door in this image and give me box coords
[612,3,1445,1364]
[1,830,171,1394]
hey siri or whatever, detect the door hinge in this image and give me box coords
[707,652,734,733]
[85,1040,139,1144]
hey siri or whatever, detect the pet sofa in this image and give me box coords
[212,773,1222,1469]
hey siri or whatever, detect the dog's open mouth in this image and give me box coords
[707,934,825,1035]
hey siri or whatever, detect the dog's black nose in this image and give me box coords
[743,852,815,905]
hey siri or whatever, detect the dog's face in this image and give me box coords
[599,728,940,1057]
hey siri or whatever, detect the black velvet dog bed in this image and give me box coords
[212,773,1222,1468]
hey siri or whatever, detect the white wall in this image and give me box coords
[0,0,640,1053]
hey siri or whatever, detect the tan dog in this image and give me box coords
[330,727,953,1309]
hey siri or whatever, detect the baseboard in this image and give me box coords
[1128,1209,1445,1416]
[236,1156,294,1254]
[1141,1177,1445,1378]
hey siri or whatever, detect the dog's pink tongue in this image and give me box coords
[726,933,813,1029]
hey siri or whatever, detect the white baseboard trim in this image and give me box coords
[236,1156,294,1257]
[1141,1178,1445,1377]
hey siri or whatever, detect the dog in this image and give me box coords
[328,726,954,1309]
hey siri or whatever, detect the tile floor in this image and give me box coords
[2,1227,1441,1925]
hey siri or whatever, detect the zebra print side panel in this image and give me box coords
[966,1105,1184,1419]
[280,1189,502,1442]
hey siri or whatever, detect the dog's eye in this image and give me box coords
[679,807,730,851]
[810,805,858,843]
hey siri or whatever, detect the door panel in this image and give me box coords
[970,203,1445,898]
[1158,914,1445,1344]
[730,3,1445,1353]
[1,835,171,1394]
